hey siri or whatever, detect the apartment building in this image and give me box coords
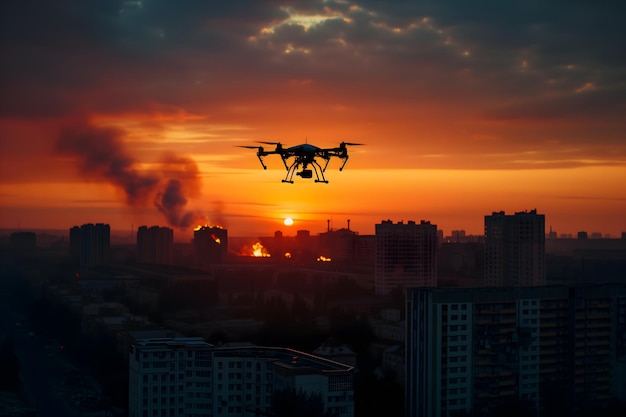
[137,226,174,265]
[484,210,545,287]
[375,220,438,295]
[406,285,626,417]
[128,338,355,417]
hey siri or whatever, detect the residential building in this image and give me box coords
[128,337,213,417]
[128,338,355,417]
[193,226,228,270]
[375,220,438,295]
[70,223,110,267]
[137,225,174,265]
[484,210,545,287]
[406,284,626,417]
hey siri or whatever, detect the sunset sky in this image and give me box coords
[1,0,625,239]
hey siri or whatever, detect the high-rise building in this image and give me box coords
[375,220,438,295]
[70,225,81,262]
[484,210,545,287]
[406,285,626,417]
[128,337,212,417]
[70,223,110,266]
[193,226,228,270]
[128,338,355,417]
[137,225,174,265]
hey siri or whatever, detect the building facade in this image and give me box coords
[193,226,228,270]
[137,225,174,265]
[128,338,355,417]
[69,223,110,267]
[484,210,545,287]
[406,285,626,417]
[375,220,438,295]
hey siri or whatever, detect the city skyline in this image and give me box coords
[1,2,625,238]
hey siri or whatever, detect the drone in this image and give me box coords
[239,140,363,183]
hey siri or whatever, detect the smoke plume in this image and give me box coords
[56,122,204,228]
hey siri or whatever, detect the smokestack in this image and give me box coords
[327,219,330,232]
[347,219,351,231]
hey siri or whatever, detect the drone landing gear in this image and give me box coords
[283,159,328,183]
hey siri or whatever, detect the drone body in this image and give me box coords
[239,141,362,183]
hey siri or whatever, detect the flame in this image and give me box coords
[317,256,332,262]
[252,242,271,257]
[195,224,223,231]
[284,252,292,258]
[211,234,221,244]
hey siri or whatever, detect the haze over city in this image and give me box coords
[1,1,625,239]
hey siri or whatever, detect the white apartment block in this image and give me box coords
[406,285,626,417]
[129,338,355,417]
[128,337,213,417]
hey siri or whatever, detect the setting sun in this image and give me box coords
[284,217,294,226]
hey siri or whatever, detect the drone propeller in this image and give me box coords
[237,145,262,149]
[258,141,282,145]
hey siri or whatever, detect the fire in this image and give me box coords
[317,256,331,262]
[284,252,292,258]
[211,234,221,244]
[195,224,223,231]
[252,242,270,257]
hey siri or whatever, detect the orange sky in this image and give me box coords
[1,2,625,239]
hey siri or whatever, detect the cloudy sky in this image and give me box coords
[1,0,625,238]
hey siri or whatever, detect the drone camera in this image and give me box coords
[297,169,313,179]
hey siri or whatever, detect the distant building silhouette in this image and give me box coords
[406,284,626,417]
[375,220,438,295]
[9,231,36,249]
[319,226,358,261]
[136,225,173,265]
[193,226,227,269]
[547,225,557,239]
[484,210,545,287]
[128,338,355,417]
[70,223,110,267]
[69,225,81,262]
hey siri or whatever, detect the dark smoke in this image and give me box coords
[56,122,204,228]
[154,154,204,228]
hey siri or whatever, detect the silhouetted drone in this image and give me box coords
[239,141,363,183]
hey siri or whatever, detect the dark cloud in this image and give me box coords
[2,0,625,169]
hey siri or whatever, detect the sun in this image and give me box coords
[284,217,294,226]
